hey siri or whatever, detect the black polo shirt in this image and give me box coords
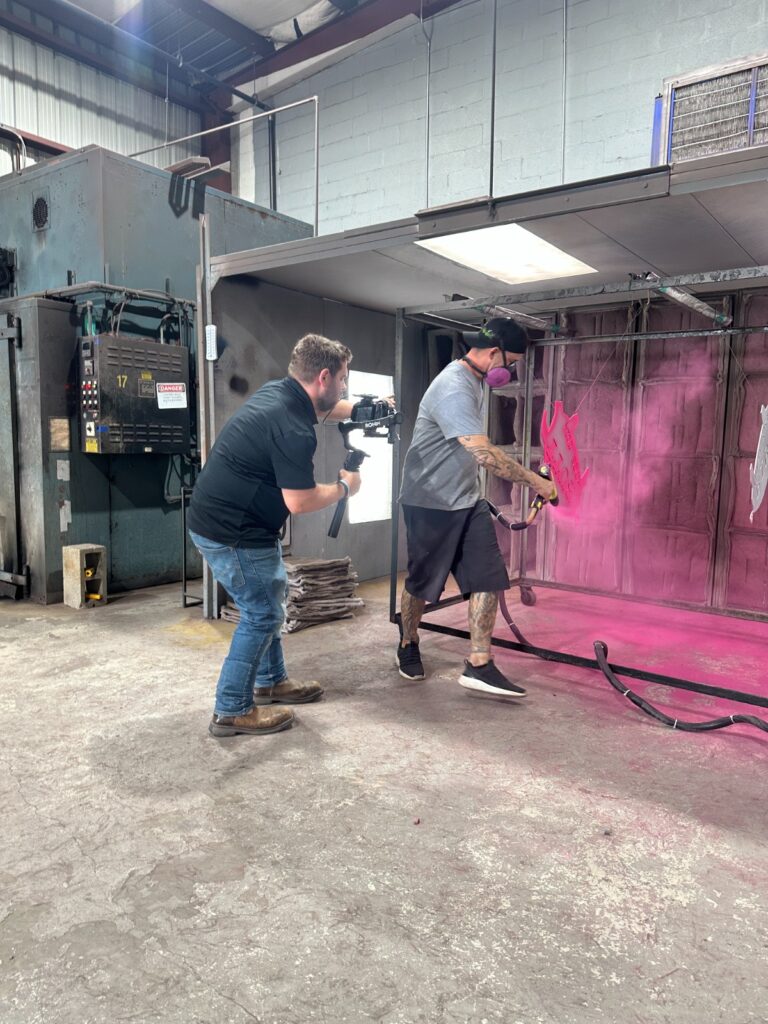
[188,377,318,546]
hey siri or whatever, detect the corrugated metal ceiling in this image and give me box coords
[65,0,365,83]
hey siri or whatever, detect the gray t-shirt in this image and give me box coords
[400,360,486,510]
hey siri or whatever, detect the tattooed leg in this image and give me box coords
[468,591,499,666]
[400,588,426,645]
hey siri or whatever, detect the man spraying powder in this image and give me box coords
[396,318,556,698]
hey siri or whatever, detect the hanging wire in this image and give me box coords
[569,301,636,419]
[419,0,433,209]
[164,63,170,144]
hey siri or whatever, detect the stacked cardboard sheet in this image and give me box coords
[221,556,363,633]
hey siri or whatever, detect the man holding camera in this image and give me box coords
[397,318,556,698]
[188,333,367,738]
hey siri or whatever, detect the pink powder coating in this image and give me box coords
[540,401,590,517]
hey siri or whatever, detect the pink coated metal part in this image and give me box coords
[540,401,590,515]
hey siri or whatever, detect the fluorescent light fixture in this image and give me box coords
[416,223,596,285]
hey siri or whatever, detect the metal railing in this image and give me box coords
[129,96,321,235]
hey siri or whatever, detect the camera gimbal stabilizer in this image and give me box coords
[328,396,402,538]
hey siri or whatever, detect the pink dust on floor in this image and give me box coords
[510,587,768,729]
[479,317,768,733]
[433,584,768,730]
[509,587,767,687]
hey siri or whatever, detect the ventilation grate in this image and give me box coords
[669,69,753,162]
[109,424,185,445]
[105,346,184,370]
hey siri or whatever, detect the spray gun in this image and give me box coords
[487,465,559,532]
[527,464,558,523]
[328,396,402,538]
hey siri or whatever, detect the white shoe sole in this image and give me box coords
[395,656,426,681]
[459,675,527,698]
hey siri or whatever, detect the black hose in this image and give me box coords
[593,641,768,734]
[498,591,531,643]
[487,500,529,531]
[498,593,768,735]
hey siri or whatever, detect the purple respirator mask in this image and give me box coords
[486,349,525,388]
[461,352,523,389]
[486,364,515,389]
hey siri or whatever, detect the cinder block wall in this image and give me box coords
[234,0,768,234]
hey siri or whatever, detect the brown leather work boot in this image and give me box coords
[253,678,324,705]
[209,705,294,737]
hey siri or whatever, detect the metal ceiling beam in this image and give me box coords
[402,265,768,317]
[225,0,463,88]
[3,0,266,114]
[415,166,671,236]
[171,0,275,59]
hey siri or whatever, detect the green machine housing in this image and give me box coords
[80,334,191,455]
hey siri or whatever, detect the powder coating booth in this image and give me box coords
[199,148,768,730]
[0,146,311,603]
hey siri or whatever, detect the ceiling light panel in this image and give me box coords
[416,223,597,285]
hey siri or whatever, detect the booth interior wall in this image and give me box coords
[501,294,768,617]
[547,313,633,595]
[717,292,768,612]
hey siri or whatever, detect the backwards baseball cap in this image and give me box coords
[463,316,528,354]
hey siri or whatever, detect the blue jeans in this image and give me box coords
[189,531,288,717]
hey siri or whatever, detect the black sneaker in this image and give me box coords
[459,659,527,698]
[396,642,425,680]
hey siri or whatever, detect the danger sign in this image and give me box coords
[156,382,188,409]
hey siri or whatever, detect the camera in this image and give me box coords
[350,394,391,423]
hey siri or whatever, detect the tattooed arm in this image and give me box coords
[458,434,556,500]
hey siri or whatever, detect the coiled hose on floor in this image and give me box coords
[593,640,768,734]
[497,592,768,734]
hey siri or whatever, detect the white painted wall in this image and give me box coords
[0,26,200,178]
[232,0,768,233]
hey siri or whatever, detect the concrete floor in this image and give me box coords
[2,579,768,1024]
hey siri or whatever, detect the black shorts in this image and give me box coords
[402,499,510,604]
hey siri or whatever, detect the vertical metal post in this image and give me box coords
[201,220,216,464]
[711,292,739,610]
[196,214,219,619]
[617,304,641,595]
[538,323,558,582]
[313,97,320,235]
[181,483,189,606]
[389,310,405,623]
[180,484,202,608]
[560,0,568,184]
[1,326,22,577]
[268,113,278,211]
[518,335,536,579]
